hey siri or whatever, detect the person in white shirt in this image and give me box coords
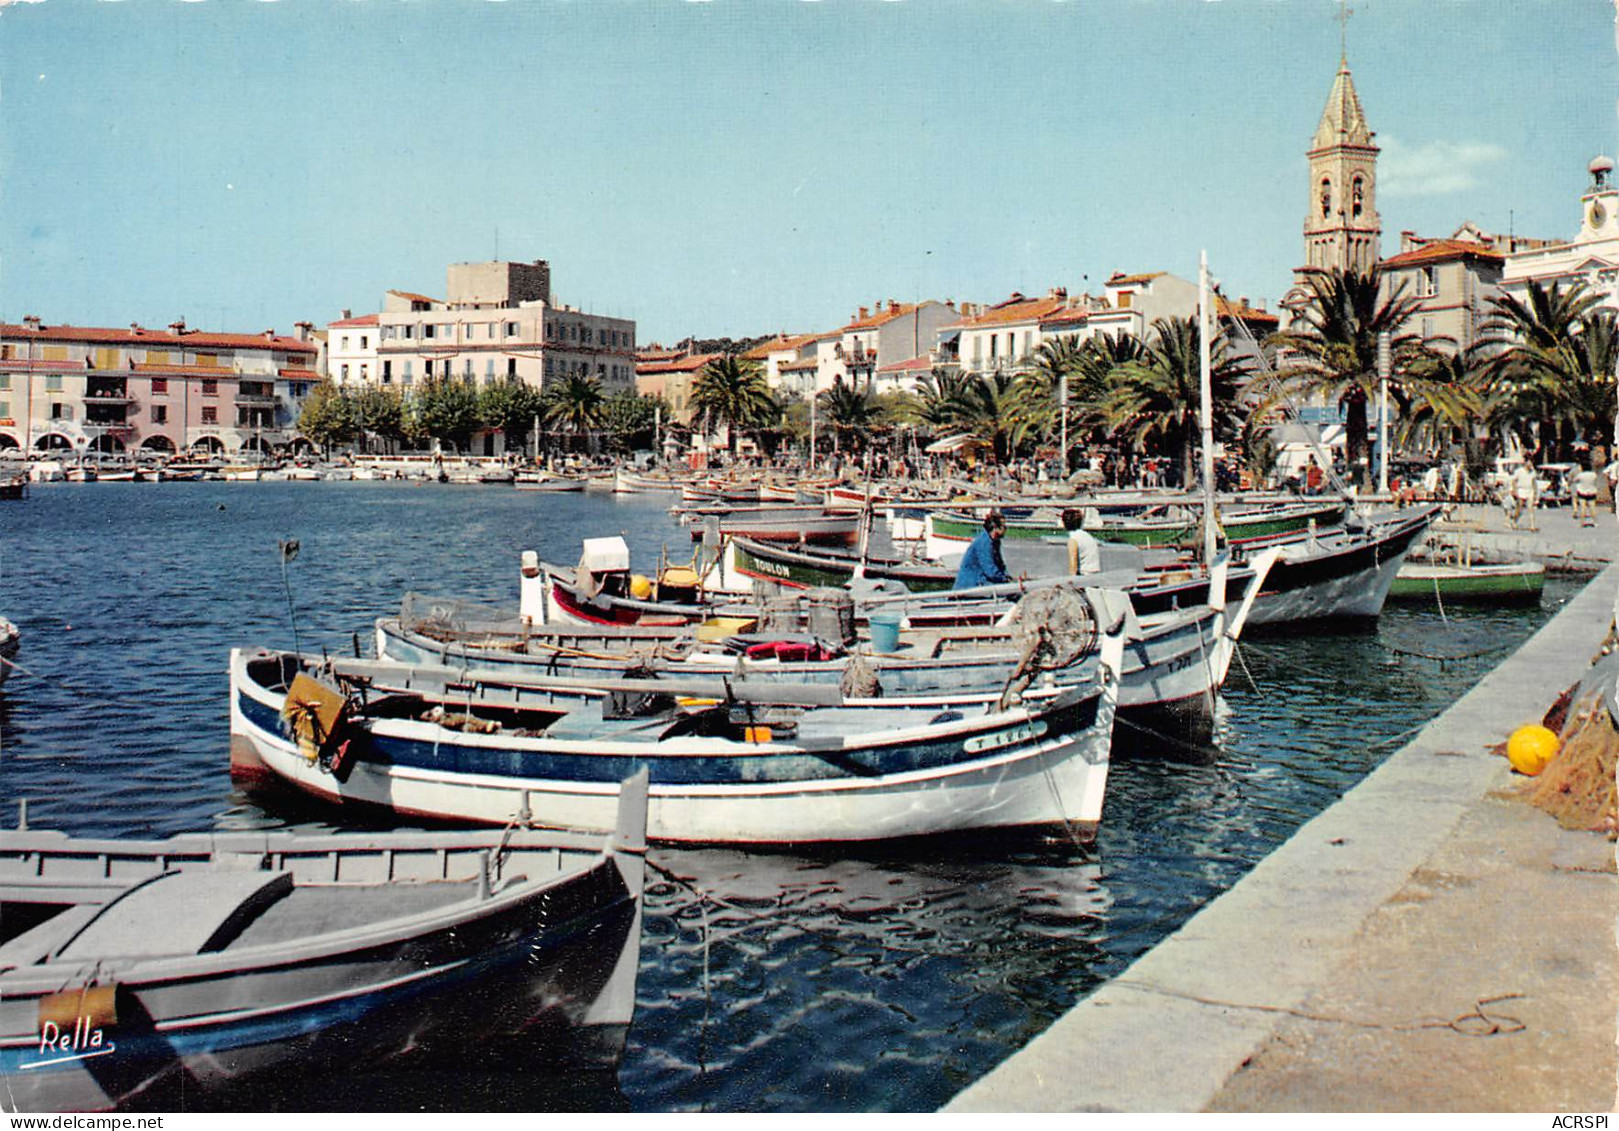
[1510,461,1539,532]
[1573,462,1600,526]
[1062,508,1103,575]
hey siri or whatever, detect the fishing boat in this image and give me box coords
[680,504,862,546]
[219,465,262,482]
[516,472,587,492]
[0,474,27,499]
[923,498,1346,557]
[0,617,17,688]
[228,631,1125,845]
[1240,505,1439,626]
[0,778,648,1113]
[380,546,1277,724]
[29,461,65,483]
[1387,560,1545,604]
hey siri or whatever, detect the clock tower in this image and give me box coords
[1579,156,1617,241]
[1297,57,1381,283]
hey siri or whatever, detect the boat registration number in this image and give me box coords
[964,720,1048,754]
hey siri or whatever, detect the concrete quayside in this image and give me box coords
[947,528,1618,1112]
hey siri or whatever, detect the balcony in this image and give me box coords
[234,394,279,407]
[84,386,134,404]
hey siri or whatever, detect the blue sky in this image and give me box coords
[2,0,1614,345]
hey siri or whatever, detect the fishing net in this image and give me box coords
[1004,585,1098,671]
[1527,691,1619,836]
[398,592,526,643]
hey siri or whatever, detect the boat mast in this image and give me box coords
[1198,250,1218,567]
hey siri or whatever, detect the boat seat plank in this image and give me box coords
[55,869,294,960]
[0,904,102,967]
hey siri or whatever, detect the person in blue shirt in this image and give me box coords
[954,511,1010,589]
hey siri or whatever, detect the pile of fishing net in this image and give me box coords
[1523,670,1619,838]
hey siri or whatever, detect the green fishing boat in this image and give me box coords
[1386,560,1545,604]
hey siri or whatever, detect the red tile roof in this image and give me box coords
[1,322,316,354]
[779,357,818,373]
[1380,239,1505,269]
[1041,307,1092,328]
[950,294,1072,330]
[743,333,819,360]
[1106,272,1165,287]
[279,368,320,380]
[843,303,920,331]
[1215,296,1279,326]
[329,313,380,328]
[877,355,931,373]
[636,352,721,375]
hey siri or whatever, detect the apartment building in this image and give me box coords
[0,317,319,456]
[330,260,636,393]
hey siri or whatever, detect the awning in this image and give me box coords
[924,433,987,455]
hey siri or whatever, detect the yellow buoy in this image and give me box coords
[629,574,653,600]
[1507,724,1559,776]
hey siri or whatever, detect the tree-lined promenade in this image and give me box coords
[298,267,1619,486]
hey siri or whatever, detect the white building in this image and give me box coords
[1499,156,1619,315]
[326,260,636,393]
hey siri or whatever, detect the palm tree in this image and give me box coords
[691,355,778,458]
[816,379,877,455]
[1474,280,1615,459]
[951,370,1040,465]
[541,374,605,452]
[1099,316,1249,488]
[1069,332,1150,439]
[900,366,973,430]
[1268,265,1423,487]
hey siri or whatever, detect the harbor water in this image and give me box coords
[0,483,1580,1112]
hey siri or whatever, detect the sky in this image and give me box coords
[2,0,1616,347]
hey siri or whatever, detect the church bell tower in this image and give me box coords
[1299,56,1382,280]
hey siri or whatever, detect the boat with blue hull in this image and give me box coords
[227,631,1125,845]
[0,778,648,1113]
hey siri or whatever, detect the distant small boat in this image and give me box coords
[28,462,64,483]
[516,473,587,492]
[219,465,262,482]
[0,617,17,688]
[0,474,27,499]
[0,777,649,1113]
[1387,560,1545,604]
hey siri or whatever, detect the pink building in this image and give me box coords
[0,318,319,458]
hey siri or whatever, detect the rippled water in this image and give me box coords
[0,483,1578,1112]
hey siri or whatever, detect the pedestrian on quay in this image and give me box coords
[953,510,1010,590]
[1511,460,1539,532]
[1062,508,1103,576]
[1573,460,1600,527]
[1606,455,1619,515]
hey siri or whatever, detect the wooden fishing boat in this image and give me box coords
[0,779,648,1113]
[1240,505,1439,626]
[515,473,587,492]
[0,474,27,499]
[1387,560,1545,604]
[382,548,1277,723]
[924,498,1346,556]
[680,504,861,547]
[228,636,1124,845]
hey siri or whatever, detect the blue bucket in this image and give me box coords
[868,611,903,654]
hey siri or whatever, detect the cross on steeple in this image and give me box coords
[1337,1,1353,61]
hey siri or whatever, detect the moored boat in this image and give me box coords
[0,778,648,1112]
[228,633,1125,845]
[1387,560,1545,604]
